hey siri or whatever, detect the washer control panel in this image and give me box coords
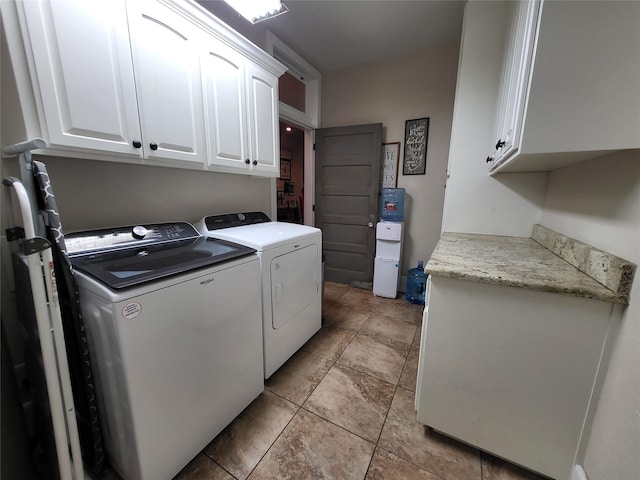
[66,222,198,255]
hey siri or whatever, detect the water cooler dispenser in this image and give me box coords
[373,222,404,298]
[373,188,406,298]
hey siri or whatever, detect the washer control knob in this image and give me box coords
[132,226,148,239]
[237,213,246,222]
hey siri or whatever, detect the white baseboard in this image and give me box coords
[571,465,588,480]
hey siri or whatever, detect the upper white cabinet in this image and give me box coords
[245,64,280,174]
[489,0,539,168]
[200,35,280,176]
[126,0,206,165]
[14,0,142,157]
[201,37,248,170]
[487,0,640,174]
[2,0,286,176]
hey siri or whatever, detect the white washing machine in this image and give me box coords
[66,222,263,480]
[197,213,322,378]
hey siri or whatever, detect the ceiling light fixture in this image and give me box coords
[223,0,288,24]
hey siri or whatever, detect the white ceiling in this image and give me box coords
[198,1,466,73]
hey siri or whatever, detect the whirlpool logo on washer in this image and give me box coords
[200,277,215,286]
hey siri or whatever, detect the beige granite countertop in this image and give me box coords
[426,231,632,304]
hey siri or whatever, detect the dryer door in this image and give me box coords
[270,244,319,329]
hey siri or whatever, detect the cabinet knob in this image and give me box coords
[149,142,158,151]
[252,160,258,166]
[495,139,505,149]
[132,140,142,149]
[486,156,493,163]
[245,159,250,164]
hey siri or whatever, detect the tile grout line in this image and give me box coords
[247,287,361,479]
[237,286,426,480]
[374,384,452,480]
[243,401,304,480]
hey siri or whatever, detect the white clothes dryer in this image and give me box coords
[197,213,322,378]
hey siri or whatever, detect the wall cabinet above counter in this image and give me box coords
[1,0,286,177]
[486,0,640,174]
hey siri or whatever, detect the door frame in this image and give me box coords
[273,120,315,227]
[266,32,320,227]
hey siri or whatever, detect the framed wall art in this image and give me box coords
[285,181,295,195]
[403,117,429,175]
[381,142,400,188]
[280,159,291,180]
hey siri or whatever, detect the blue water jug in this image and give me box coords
[406,261,427,305]
[380,188,405,222]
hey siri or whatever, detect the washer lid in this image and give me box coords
[70,236,256,289]
[201,222,321,251]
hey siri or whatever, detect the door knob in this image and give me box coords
[368,222,374,228]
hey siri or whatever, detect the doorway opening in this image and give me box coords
[276,120,314,225]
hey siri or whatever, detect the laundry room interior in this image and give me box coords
[1,1,639,480]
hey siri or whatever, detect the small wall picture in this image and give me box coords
[280,159,291,180]
[403,117,429,175]
[288,198,297,209]
[285,181,295,195]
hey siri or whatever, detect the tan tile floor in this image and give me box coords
[115,281,548,480]
[170,281,547,480]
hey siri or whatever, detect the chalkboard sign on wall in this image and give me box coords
[403,117,429,175]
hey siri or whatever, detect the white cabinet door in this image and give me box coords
[489,0,540,169]
[201,37,250,170]
[246,63,280,176]
[416,276,616,480]
[126,0,206,165]
[489,0,640,173]
[21,0,142,156]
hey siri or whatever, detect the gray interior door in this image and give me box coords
[315,123,382,287]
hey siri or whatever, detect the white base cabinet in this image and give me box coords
[1,0,286,177]
[416,275,621,480]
